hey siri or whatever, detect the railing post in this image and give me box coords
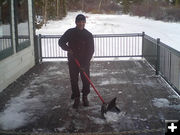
[38,34,42,63]
[156,38,160,75]
[142,32,145,58]
[34,35,39,64]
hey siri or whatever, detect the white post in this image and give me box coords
[11,0,16,53]
[28,0,35,61]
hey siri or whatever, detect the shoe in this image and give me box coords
[73,97,80,109]
[82,96,89,106]
[71,93,75,100]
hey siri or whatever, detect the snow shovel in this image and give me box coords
[74,57,120,117]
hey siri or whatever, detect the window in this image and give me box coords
[0,0,13,60]
[15,0,30,51]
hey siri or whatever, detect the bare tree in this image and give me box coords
[56,0,60,18]
[98,0,103,12]
[81,0,84,11]
[43,0,47,26]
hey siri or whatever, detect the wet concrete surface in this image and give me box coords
[0,60,180,134]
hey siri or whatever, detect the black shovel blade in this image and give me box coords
[101,97,120,117]
[107,97,120,112]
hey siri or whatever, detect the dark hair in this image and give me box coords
[75,14,86,23]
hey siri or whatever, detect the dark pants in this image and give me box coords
[68,60,90,98]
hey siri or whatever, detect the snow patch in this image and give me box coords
[88,116,105,125]
[152,98,170,108]
[91,72,107,77]
[152,98,180,110]
[104,111,126,123]
[0,90,41,130]
[52,105,61,110]
[100,78,128,86]
[48,66,58,70]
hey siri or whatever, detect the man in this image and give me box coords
[58,14,94,109]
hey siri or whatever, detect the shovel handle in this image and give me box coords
[74,58,105,104]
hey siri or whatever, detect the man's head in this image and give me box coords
[75,14,86,30]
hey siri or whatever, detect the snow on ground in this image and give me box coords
[36,11,180,51]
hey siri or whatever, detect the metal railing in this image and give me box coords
[158,41,180,93]
[93,34,142,58]
[142,33,180,95]
[38,33,143,59]
[16,35,30,51]
[0,36,12,51]
[0,36,13,60]
[0,35,30,60]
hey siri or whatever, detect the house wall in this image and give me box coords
[0,0,35,92]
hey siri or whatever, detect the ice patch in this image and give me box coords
[91,72,106,77]
[118,91,122,94]
[88,116,105,124]
[152,98,170,108]
[171,104,180,110]
[169,95,180,99]
[152,98,180,110]
[48,66,58,70]
[52,105,61,110]
[99,78,128,86]
[54,127,66,132]
[49,71,64,75]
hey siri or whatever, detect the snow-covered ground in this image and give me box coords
[36,11,180,51]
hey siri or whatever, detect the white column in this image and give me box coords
[11,0,16,53]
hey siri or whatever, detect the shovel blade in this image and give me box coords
[101,97,120,117]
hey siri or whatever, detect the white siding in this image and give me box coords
[0,46,35,92]
[0,0,35,92]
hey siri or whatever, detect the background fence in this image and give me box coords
[38,33,143,59]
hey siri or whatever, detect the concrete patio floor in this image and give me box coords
[0,59,180,135]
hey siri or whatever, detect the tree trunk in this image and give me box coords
[81,0,84,11]
[62,0,66,17]
[44,0,47,26]
[57,0,60,19]
[59,0,66,18]
[98,0,103,12]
